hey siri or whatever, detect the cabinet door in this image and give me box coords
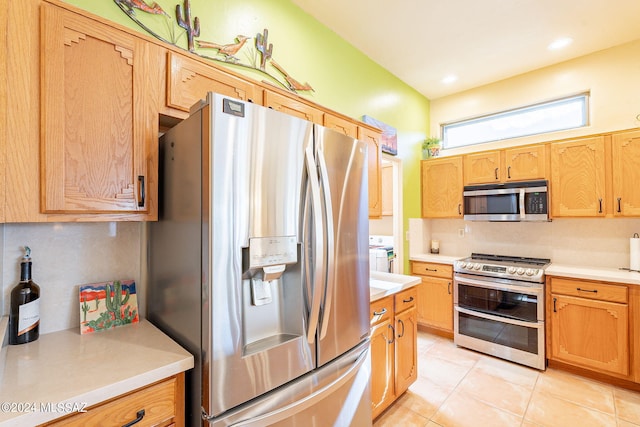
[167,52,258,112]
[504,144,547,182]
[550,136,607,217]
[417,277,453,332]
[370,319,395,419]
[381,164,393,216]
[325,113,358,138]
[41,4,156,217]
[612,130,640,216]
[395,306,417,395]
[421,157,463,218]
[358,126,383,218]
[551,294,629,376]
[263,90,323,124]
[0,2,5,223]
[464,150,501,184]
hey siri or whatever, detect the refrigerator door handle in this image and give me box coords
[304,146,325,343]
[316,147,335,340]
[228,346,369,426]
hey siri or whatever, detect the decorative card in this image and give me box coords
[79,279,139,334]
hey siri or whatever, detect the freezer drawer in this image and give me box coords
[208,340,371,427]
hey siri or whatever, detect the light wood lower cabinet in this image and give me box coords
[40,374,184,427]
[548,277,630,377]
[370,287,418,420]
[411,261,454,337]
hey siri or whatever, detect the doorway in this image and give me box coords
[369,154,403,274]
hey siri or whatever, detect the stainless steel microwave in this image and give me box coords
[463,180,549,221]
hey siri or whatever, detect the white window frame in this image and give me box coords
[442,93,590,149]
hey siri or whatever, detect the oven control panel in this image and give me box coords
[455,260,543,282]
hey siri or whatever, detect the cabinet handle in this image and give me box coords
[397,319,405,338]
[373,307,388,316]
[553,297,557,313]
[387,324,395,344]
[402,296,414,303]
[576,287,598,293]
[424,268,437,272]
[448,282,452,295]
[598,198,603,213]
[458,203,462,215]
[137,176,145,208]
[122,409,145,427]
[494,167,499,180]
[507,166,511,179]
[617,197,622,213]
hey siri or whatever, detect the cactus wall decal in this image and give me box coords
[256,29,273,71]
[176,0,200,52]
[79,279,139,334]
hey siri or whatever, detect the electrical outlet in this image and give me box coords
[458,228,465,238]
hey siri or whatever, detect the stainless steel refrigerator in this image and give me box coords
[149,93,372,426]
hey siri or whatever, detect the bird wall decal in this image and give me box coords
[196,35,251,62]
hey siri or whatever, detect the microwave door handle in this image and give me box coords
[304,146,325,344]
[455,306,543,328]
[519,188,526,220]
[317,147,335,340]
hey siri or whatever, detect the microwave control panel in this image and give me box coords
[525,192,547,214]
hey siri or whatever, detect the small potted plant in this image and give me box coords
[422,137,441,159]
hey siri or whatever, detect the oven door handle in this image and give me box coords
[455,306,543,328]
[454,276,542,296]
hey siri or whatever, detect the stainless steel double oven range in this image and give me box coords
[453,253,550,370]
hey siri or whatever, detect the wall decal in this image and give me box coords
[112,0,314,94]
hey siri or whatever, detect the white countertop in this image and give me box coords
[409,253,461,265]
[0,320,194,426]
[370,271,421,302]
[546,264,640,285]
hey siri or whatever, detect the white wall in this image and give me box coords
[430,39,640,156]
[2,223,143,334]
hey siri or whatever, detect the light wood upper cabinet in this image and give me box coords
[40,3,157,218]
[464,150,501,184]
[612,130,640,216]
[550,136,607,217]
[381,164,393,216]
[464,145,547,185]
[325,113,358,138]
[421,156,463,218]
[504,144,547,182]
[0,2,6,223]
[358,126,383,218]
[263,90,323,124]
[166,52,258,113]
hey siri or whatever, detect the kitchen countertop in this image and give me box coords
[370,271,421,302]
[546,264,640,285]
[409,253,460,265]
[0,320,193,427]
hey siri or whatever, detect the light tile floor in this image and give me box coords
[374,331,640,427]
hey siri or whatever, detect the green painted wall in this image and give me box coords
[64,0,429,272]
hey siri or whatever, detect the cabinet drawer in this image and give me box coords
[370,295,394,326]
[411,262,452,279]
[550,277,628,303]
[395,287,417,313]
[43,377,177,426]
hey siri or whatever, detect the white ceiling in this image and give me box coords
[291,0,640,100]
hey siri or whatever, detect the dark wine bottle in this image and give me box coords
[9,246,40,345]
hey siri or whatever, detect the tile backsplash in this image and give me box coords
[2,222,142,334]
[410,217,640,269]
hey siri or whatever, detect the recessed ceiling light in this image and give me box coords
[548,37,573,50]
[442,75,458,84]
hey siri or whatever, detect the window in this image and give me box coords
[442,93,589,149]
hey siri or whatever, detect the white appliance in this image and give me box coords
[369,235,394,273]
[149,93,371,426]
